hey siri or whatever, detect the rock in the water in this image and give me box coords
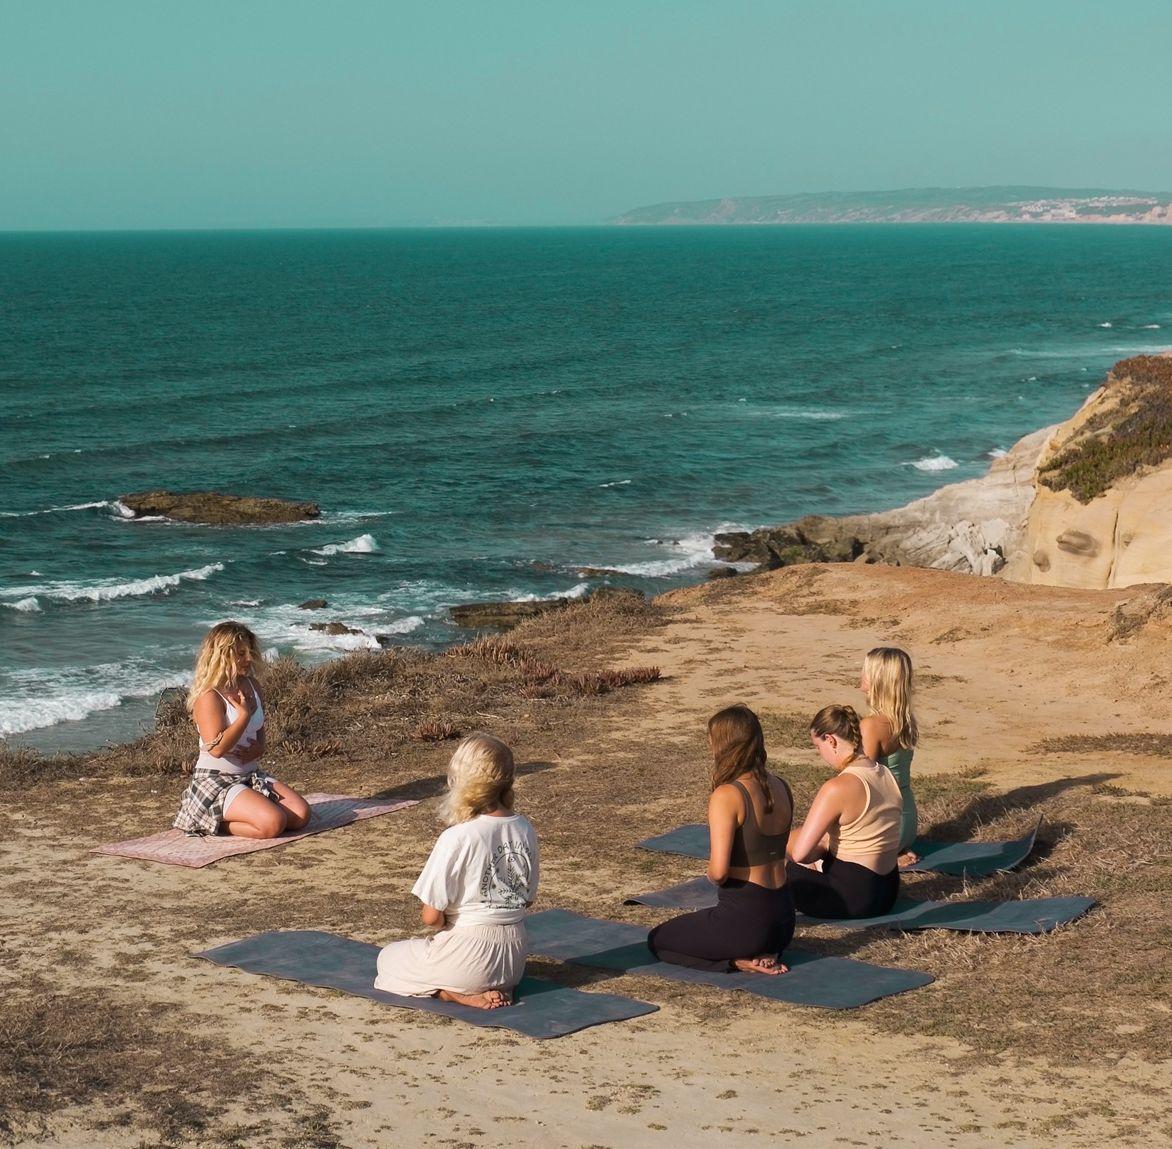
[298,599,328,610]
[309,621,364,636]
[118,490,319,525]
[707,566,739,580]
[448,600,571,630]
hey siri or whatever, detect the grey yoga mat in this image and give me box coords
[635,817,1043,879]
[622,878,1096,934]
[196,929,657,1039]
[526,909,933,1009]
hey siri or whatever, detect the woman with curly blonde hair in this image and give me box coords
[374,733,539,1009]
[172,621,309,838]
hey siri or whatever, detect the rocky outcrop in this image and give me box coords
[715,354,1172,589]
[309,621,364,636]
[1006,356,1172,589]
[118,491,319,525]
[448,600,573,630]
[715,424,1053,578]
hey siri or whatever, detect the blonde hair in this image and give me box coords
[187,621,262,712]
[439,733,515,826]
[862,647,919,749]
[708,704,773,814]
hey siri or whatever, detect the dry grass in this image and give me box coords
[0,986,290,1146]
[1034,731,1172,756]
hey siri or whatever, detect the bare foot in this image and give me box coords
[732,955,788,976]
[898,850,920,869]
[437,988,512,1010]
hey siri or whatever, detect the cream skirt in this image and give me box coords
[374,922,528,997]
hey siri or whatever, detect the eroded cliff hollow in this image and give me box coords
[1006,354,1172,588]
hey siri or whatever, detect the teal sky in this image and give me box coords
[3,0,1171,229]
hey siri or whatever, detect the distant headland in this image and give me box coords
[611,186,1172,226]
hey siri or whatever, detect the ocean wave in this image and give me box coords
[763,407,848,421]
[0,562,225,606]
[1,597,41,613]
[311,533,380,556]
[599,479,632,488]
[0,663,189,735]
[510,583,591,602]
[580,525,741,578]
[988,448,1008,459]
[1142,324,1162,329]
[1098,322,1113,328]
[0,499,114,519]
[908,454,959,472]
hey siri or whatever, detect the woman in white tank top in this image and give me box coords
[173,622,310,838]
[785,704,902,919]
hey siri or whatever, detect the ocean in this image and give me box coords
[2,225,1170,751]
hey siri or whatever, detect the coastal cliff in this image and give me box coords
[716,354,1172,588]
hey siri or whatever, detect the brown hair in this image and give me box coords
[810,704,863,749]
[708,704,773,813]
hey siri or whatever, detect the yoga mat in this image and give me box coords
[623,878,1095,934]
[95,793,420,868]
[526,909,932,1009]
[197,929,657,1039]
[636,817,1043,878]
[903,817,1043,877]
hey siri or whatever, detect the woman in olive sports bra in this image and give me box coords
[859,646,920,867]
[647,705,795,975]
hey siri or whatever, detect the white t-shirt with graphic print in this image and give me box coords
[411,812,539,928]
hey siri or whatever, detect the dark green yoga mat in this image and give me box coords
[636,817,1042,879]
[197,929,657,1039]
[526,909,933,1009]
[623,878,1096,934]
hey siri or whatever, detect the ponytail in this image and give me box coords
[810,704,862,749]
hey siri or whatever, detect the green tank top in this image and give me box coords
[878,747,917,853]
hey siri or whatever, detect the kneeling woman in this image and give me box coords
[174,622,310,838]
[648,705,795,975]
[786,705,901,919]
[375,734,539,1010]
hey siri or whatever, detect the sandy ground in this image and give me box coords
[7,563,1172,1149]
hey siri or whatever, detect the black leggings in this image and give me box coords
[786,856,899,919]
[647,879,796,972]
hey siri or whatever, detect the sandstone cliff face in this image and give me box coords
[1006,355,1172,589]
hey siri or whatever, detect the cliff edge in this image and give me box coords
[714,353,1172,589]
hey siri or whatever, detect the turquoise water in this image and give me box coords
[2,226,1170,749]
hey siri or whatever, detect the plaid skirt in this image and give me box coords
[173,767,279,836]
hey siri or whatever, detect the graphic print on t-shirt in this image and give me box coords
[479,842,535,908]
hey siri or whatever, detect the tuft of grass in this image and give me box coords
[1037,355,1172,503]
[1035,731,1172,756]
[409,719,462,743]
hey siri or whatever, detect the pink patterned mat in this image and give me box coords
[93,793,420,868]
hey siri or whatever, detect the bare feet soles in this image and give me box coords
[437,987,513,1010]
[732,955,788,976]
[898,850,920,869]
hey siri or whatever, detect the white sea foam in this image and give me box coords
[580,525,744,579]
[763,407,848,421]
[311,533,380,556]
[1142,324,1162,329]
[599,479,632,488]
[2,597,42,612]
[0,663,190,735]
[0,500,113,519]
[0,562,225,606]
[988,448,1008,459]
[1098,322,1114,328]
[908,454,959,472]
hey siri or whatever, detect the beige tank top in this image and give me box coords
[827,760,902,874]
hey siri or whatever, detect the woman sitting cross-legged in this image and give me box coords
[173,621,310,839]
[647,704,795,976]
[374,733,539,1010]
[786,704,902,919]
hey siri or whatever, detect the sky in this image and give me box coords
[2,0,1171,230]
